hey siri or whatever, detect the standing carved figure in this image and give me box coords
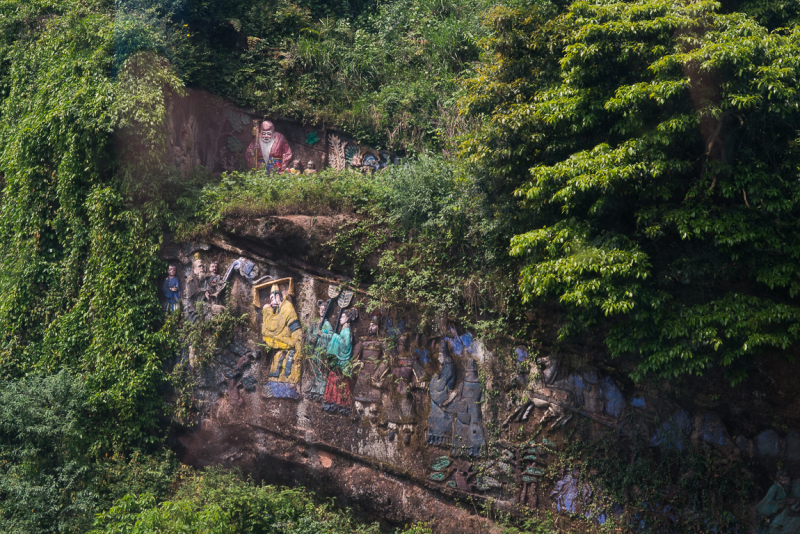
[245,120,293,173]
[451,359,485,457]
[353,311,389,406]
[426,340,457,446]
[262,283,303,399]
[381,332,425,426]
[184,259,209,323]
[162,264,181,313]
[322,309,358,415]
[304,299,334,402]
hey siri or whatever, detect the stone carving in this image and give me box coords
[322,308,359,415]
[258,279,303,399]
[246,120,293,173]
[222,257,260,284]
[328,134,346,171]
[426,335,486,457]
[162,264,181,313]
[353,311,389,407]
[288,159,303,175]
[184,258,210,323]
[756,471,800,533]
[380,332,428,429]
[304,298,334,402]
[506,356,625,430]
[304,160,317,174]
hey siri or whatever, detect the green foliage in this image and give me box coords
[153,0,495,151]
[0,371,184,534]
[91,468,385,533]
[463,0,800,382]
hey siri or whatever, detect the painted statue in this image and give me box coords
[757,471,800,534]
[184,259,209,323]
[304,160,317,174]
[245,120,293,173]
[322,309,358,415]
[162,264,181,313]
[288,159,303,175]
[304,299,334,402]
[262,283,303,399]
[353,311,389,405]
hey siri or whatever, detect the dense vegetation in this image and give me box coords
[1,0,800,531]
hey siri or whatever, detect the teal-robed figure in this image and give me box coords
[322,310,357,415]
[304,300,334,402]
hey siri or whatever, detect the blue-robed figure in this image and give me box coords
[162,265,181,313]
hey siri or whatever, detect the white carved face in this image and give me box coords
[260,122,274,141]
[340,313,348,326]
[209,263,218,275]
[193,262,205,277]
[369,321,378,335]
[318,303,327,318]
[269,291,282,309]
[168,265,177,277]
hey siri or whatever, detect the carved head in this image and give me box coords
[209,262,218,275]
[368,311,381,335]
[192,259,205,278]
[168,265,177,277]
[269,285,283,309]
[259,121,275,142]
[317,299,326,318]
[291,159,302,171]
[306,160,316,171]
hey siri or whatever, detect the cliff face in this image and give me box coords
[159,96,800,533]
[160,217,799,533]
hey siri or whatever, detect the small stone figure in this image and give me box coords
[205,261,227,315]
[245,120,293,173]
[322,309,358,415]
[162,264,181,313]
[304,160,317,174]
[353,311,389,406]
[288,159,303,175]
[304,299,334,402]
[184,259,209,323]
[262,283,303,399]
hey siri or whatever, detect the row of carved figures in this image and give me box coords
[162,258,485,456]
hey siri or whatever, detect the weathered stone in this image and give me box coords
[692,411,733,450]
[756,429,783,458]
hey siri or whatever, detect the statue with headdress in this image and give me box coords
[256,278,303,399]
[322,308,358,415]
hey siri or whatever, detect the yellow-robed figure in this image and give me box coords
[262,283,303,399]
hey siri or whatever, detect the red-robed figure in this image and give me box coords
[245,120,293,172]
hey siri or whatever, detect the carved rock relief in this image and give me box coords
[166,89,394,176]
[161,238,799,532]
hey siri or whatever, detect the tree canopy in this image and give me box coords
[462,0,800,382]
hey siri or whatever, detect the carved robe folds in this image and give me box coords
[323,324,355,415]
[305,319,334,402]
[262,300,303,399]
